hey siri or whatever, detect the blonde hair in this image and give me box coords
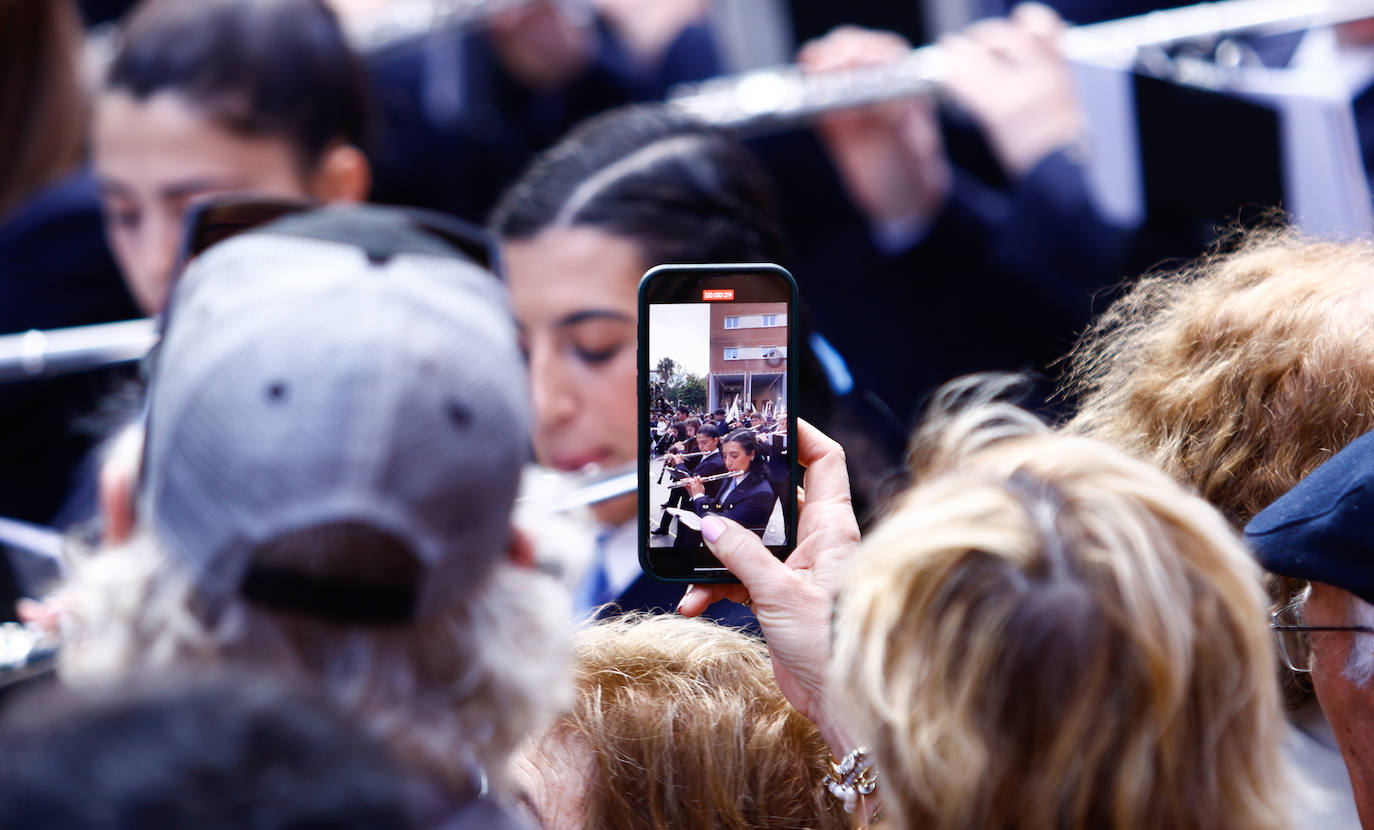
[834,397,1290,830]
[1064,228,1374,527]
[55,529,571,797]
[529,614,849,830]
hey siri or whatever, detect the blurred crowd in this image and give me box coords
[6,0,1374,828]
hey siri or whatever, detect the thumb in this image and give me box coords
[700,515,792,596]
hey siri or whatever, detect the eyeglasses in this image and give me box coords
[1270,605,1374,673]
[173,195,317,274]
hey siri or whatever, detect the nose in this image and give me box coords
[528,339,578,432]
[126,211,181,314]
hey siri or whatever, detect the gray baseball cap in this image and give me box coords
[139,204,530,622]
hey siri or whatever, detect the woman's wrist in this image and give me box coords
[811,690,858,759]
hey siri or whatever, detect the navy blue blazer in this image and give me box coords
[681,451,726,499]
[605,573,759,632]
[0,170,140,526]
[749,126,1139,453]
[367,17,721,223]
[0,170,141,619]
[690,473,777,532]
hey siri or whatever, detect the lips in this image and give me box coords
[548,451,611,473]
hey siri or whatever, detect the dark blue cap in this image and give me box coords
[1245,429,1374,604]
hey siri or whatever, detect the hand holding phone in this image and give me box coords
[677,418,862,745]
[638,263,799,583]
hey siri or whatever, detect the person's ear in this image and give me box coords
[507,526,537,569]
[310,144,371,202]
[98,424,144,546]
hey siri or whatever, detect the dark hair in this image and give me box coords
[723,429,767,482]
[244,521,423,625]
[714,409,726,417]
[697,424,721,440]
[105,0,369,168]
[0,674,418,830]
[490,105,788,266]
[0,0,84,216]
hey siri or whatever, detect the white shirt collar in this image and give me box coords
[601,520,643,597]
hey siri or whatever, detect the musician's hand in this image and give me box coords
[17,598,66,637]
[685,476,705,498]
[667,453,683,466]
[798,26,950,228]
[1340,18,1374,46]
[99,422,143,546]
[678,419,862,745]
[941,2,1083,179]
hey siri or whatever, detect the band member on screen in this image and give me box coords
[765,430,789,505]
[684,429,777,535]
[655,422,687,457]
[654,425,725,536]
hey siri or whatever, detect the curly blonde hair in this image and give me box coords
[1064,228,1374,527]
[835,396,1291,830]
[523,614,849,830]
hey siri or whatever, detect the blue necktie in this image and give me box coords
[575,528,616,615]
[718,477,739,505]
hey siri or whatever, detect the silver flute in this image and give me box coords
[0,622,61,689]
[665,470,746,490]
[0,319,156,383]
[0,460,641,685]
[666,449,716,460]
[668,0,1374,133]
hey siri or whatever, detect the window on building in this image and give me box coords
[724,347,739,360]
[760,347,776,358]
[762,314,777,327]
[724,316,740,329]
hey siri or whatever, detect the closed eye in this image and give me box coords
[573,344,622,364]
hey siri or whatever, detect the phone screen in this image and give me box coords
[638,263,798,582]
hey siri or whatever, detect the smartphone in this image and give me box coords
[638,263,799,582]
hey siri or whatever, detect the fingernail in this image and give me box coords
[676,584,695,613]
[701,515,726,543]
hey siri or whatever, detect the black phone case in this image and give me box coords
[636,263,800,583]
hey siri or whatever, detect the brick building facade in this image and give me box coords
[707,302,787,413]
